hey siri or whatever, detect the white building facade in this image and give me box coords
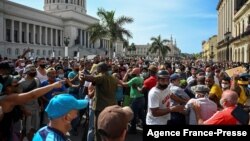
[0,0,118,59]
[217,0,234,62]
[232,0,250,63]
[217,0,250,63]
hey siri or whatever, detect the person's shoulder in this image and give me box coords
[149,87,160,95]
[33,126,48,140]
[41,80,49,85]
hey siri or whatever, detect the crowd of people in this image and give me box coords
[0,54,250,141]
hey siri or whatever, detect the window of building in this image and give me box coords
[58,51,61,56]
[37,50,40,56]
[14,30,18,42]
[66,0,68,3]
[48,50,52,56]
[22,31,25,43]
[43,50,46,55]
[6,29,11,42]
[15,49,19,55]
[7,48,11,55]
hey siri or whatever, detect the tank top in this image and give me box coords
[36,69,48,83]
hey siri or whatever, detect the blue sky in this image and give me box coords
[10,0,219,54]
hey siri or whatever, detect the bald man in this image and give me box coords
[193,90,239,125]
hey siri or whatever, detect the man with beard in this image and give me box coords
[146,70,185,125]
[33,94,88,141]
[36,58,48,83]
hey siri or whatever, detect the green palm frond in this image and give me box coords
[88,8,134,58]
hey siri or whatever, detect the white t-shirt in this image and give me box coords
[146,87,171,125]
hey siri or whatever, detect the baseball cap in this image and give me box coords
[170,73,180,81]
[157,70,169,78]
[98,105,133,138]
[195,85,210,94]
[23,64,36,74]
[45,94,88,119]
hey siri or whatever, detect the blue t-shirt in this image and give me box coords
[33,126,69,141]
[40,78,66,108]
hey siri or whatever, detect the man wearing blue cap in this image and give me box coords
[33,94,88,141]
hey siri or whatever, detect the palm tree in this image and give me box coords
[87,8,134,58]
[148,35,171,63]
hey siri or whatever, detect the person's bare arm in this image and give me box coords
[170,93,188,104]
[151,105,184,117]
[1,81,64,113]
[122,69,132,82]
[79,71,96,83]
[118,80,129,87]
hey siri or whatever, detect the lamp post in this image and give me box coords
[64,37,70,57]
[224,30,232,61]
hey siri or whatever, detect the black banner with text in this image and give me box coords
[143,125,250,140]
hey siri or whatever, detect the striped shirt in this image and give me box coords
[33,126,70,141]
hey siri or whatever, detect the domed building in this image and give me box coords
[0,0,115,59]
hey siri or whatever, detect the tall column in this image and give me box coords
[80,29,83,45]
[39,26,42,45]
[11,19,14,43]
[60,30,63,47]
[26,23,29,44]
[19,21,22,43]
[45,27,48,45]
[33,24,36,44]
[51,28,53,46]
[55,29,58,46]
